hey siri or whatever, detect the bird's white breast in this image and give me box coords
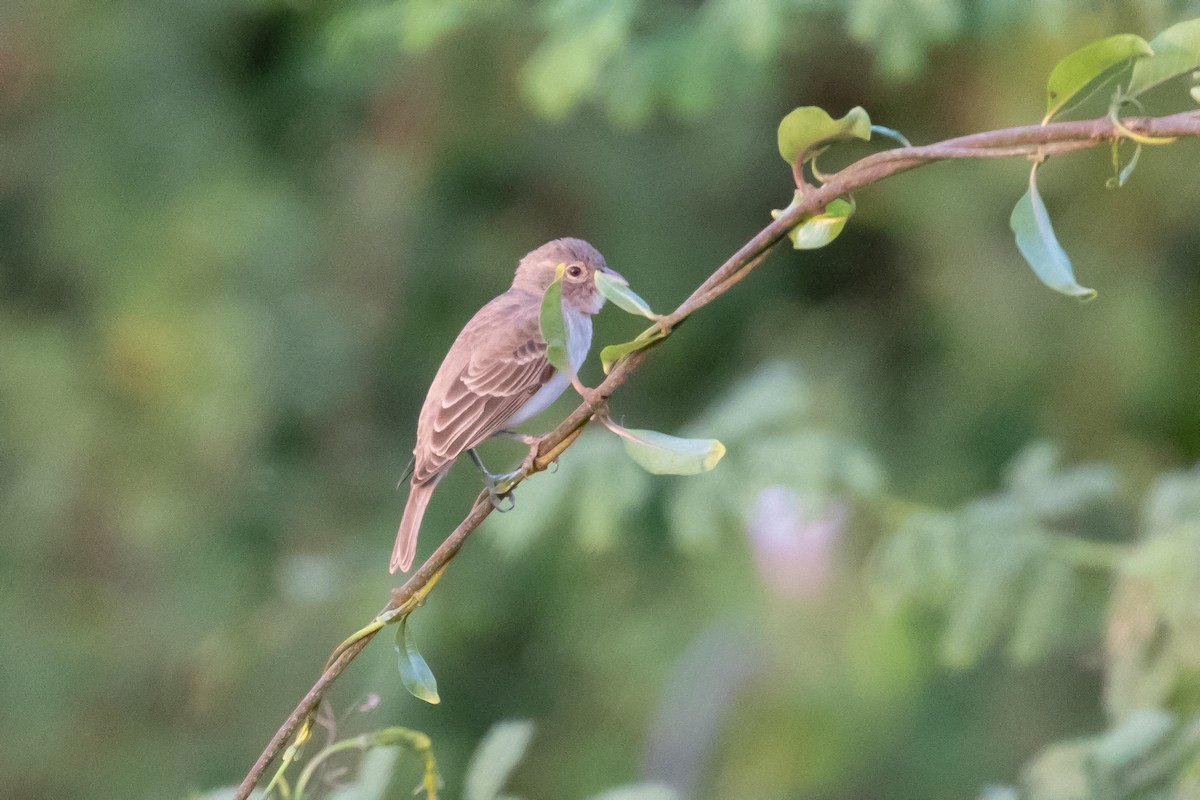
[505,308,592,427]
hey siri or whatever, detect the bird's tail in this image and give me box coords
[392,475,441,573]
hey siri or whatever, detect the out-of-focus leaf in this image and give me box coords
[327,747,400,800]
[1008,559,1078,665]
[1010,165,1097,300]
[1021,740,1092,800]
[1127,18,1200,96]
[1192,83,1200,102]
[574,439,650,552]
[866,510,961,612]
[772,197,855,250]
[777,105,871,166]
[1043,34,1152,122]
[687,362,811,440]
[538,264,569,372]
[977,786,1019,800]
[585,784,680,800]
[188,789,266,800]
[1006,441,1119,519]
[939,501,1039,668]
[614,426,726,475]
[465,720,535,800]
[395,618,440,705]
[1092,709,1176,771]
[520,0,636,119]
[665,473,732,553]
[595,270,657,318]
[599,328,665,374]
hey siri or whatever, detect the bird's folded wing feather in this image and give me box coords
[413,291,554,482]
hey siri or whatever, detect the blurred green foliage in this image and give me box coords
[3,0,1200,799]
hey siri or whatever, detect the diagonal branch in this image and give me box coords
[234,107,1200,800]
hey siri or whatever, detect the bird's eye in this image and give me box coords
[566,264,584,279]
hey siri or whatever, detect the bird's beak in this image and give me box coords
[601,266,628,285]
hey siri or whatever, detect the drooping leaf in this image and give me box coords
[771,197,855,250]
[777,105,871,166]
[464,720,535,800]
[1009,165,1097,300]
[599,327,666,374]
[594,270,657,318]
[538,264,570,372]
[1127,17,1200,97]
[1044,34,1152,122]
[395,618,440,705]
[613,425,725,475]
[1106,140,1142,188]
[869,124,911,147]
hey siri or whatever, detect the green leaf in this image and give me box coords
[395,618,440,705]
[1092,710,1176,771]
[777,105,872,166]
[1009,165,1097,300]
[327,747,400,800]
[585,785,680,800]
[1192,83,1200,102]
[594,270,657,318]
[613,425,725,475]
[1127,17,1200,97]
[1007,559,1077,665]
[464,720,535,800]
[538,264,570,373]
[1044,34,1153,122]
[599,327,665,374]
[1106,140,1142,188]
[771,197,855,250]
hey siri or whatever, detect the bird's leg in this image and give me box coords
[467,448,515,511]
[493,429,539,446]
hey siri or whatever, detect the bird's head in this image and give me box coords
[513,237,623,315]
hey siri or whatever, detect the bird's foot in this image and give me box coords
[570,375,608,412]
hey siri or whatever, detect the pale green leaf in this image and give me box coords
[1192,83,1200,102]
[1007,559,1077,665]
[538,264,570,372]
[777,105,872,166]
[1127,17,1200,96]
[599,327,665,374]
[616,426,725,475]
[395,618,440,705]
[1044,34,1152,122]
[1092,710,1176,771]
[594,270,656,318]
[585,784,680,800]
[465,720,535,800]
[772,197,855,250]
[1009,165,1097,300]
[870,124,911,147]
[1106,140,1142,188]
[327,747,400,800]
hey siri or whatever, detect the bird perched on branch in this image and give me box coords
[392,237,621,573]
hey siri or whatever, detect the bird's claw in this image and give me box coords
[487,489,515,512]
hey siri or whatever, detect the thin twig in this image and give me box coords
[235,107,1200,800]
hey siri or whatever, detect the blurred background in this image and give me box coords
[3,1,1200,799]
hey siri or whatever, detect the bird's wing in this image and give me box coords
[412,291,554,482]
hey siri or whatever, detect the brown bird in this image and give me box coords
[392,238,620,573]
